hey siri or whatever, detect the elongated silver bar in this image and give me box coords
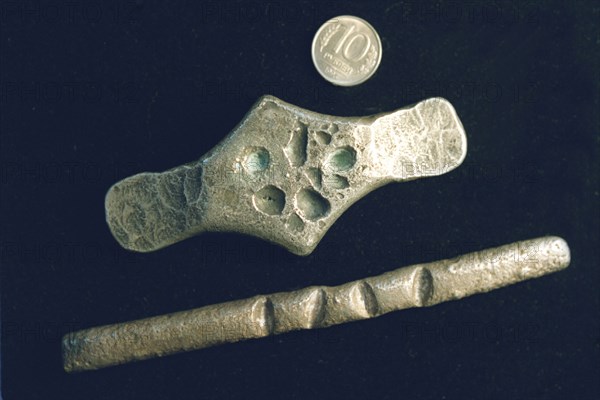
[62,236,569,372]
[105,96,467,255]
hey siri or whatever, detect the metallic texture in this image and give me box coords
[312,16,382,86]
[105,96,467,255]
[62,236,570,372]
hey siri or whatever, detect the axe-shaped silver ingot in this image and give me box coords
[105,96,467,255]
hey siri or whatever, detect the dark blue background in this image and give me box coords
[1,1,598,399]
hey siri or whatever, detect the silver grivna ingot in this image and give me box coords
[106,96,467,255]
[63,236,570,372]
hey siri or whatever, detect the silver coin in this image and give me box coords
[312,15,382,86]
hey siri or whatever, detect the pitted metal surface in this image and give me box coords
[105,96,467,255]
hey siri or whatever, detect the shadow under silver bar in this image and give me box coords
[63,236,569,372]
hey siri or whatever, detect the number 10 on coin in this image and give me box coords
[312,16,382,86]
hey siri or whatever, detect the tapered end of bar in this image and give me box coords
[370,97,467,181]
[62,332,87,373]
[531,236,571,273]
[417,97,468,174]
[105,164,206,252]
[497,235,571,278]
[424,236,571,306]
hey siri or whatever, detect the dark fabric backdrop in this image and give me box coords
[1,1,598,399]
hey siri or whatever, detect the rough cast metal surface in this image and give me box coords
[62,236,570,372]
[105,96,467,255]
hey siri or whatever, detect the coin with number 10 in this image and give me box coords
[312,15,382,86]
